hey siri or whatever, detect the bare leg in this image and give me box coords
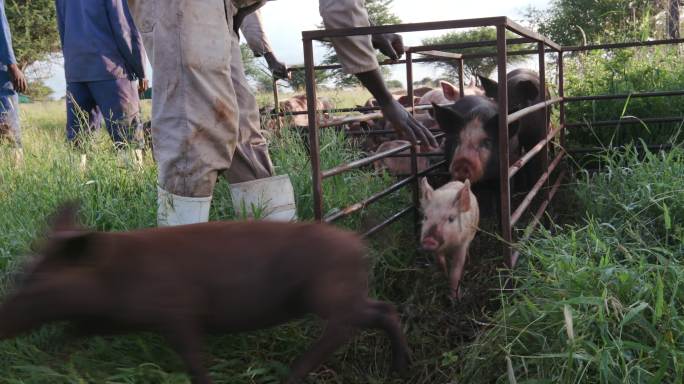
[437,252,448,275]
[284,322,355,384]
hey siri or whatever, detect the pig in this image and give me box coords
[420,178,479,299]
[266,94,335,130]
[0,204,410,384]
[373,140,430,176]
[478,69,550,189]
[417,81,484,107]
[432,95,520,186]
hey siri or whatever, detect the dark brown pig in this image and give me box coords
[479,69,550,189]
[0,205,410,384]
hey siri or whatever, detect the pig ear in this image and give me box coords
[455,180,471,212]
[420,177,434,202]
[479,75,498,100]
[432,103,464,133]
[48,232,95,261]
[49,201,82,233]
[516,80,539,102]
[440,81,460,101]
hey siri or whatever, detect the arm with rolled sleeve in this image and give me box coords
[240,10,272,57]
[318,0,379,75]
[0,0,16,66]
[104,0,147,80]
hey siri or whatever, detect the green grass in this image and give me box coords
[456,144,684,383]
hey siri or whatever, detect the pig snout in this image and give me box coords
[450,156,483,184]
[420,225,443,251]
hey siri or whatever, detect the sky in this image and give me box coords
[41,0,550,99]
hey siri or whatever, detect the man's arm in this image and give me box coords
[0,0,26,93]
[105,0,147,81]
[240,10,288,80]
[318,0,436,147]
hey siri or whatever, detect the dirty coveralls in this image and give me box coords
[56,0,146,147]
[0,0,21,148]
[127,0,378,198]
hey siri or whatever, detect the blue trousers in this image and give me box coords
[66,78,142,147]
[0,93,20,147]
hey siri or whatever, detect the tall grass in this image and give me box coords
[457,144,684,383]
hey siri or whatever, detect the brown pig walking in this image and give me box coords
[0,204,410,384]
[420,179,479,299]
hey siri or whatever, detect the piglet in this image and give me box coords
[0,204,410,384]
[420,178,479,299]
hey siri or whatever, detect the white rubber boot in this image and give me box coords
[229,175,297,221]
[157,187,212,227]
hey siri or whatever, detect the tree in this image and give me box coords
[525,0,656,46]
[320,0,401,87]
[286,66,331,92]
[240,43,275,92]
[421,29,531,82]
[6,0,61,70]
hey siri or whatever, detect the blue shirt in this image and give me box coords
[0,0,17,96]
[56,0,147,83]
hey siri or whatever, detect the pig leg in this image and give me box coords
[449,245,469,300]
[437,252,448,275]
[285,321,355,384]
[351,300,410,373]
[164,321,212,384]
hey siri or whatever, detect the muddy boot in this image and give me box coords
[229,175,297,221]
[157,187,212,227]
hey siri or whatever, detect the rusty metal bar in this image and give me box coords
[416,50,463,59]
[325,177,414,223]
[565,116,684,128]
[509,124,563,179]
[272,77,282,131]
[496,25,513,267]
[563,38,684,52]
[322,142,411,179]
[410,143,420,239]
[506,18,562,51]
[510,170,566,266]
[318,104,438,129]
[564,89,684,102]
[507,97,562,125]
[407,51,415,117]
[510,150,565,227]
[458,57,465,96]
[288,56,472,73]
[362,206,414,239]
[345,129,443,137]
[538,41,550,202]
[408,38,533,52]
[302,17,509,40]
[559,51,566,148]
[304,38,323,221]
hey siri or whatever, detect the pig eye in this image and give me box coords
[448,216,455,223]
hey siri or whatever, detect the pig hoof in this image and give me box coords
[450,287,463,301]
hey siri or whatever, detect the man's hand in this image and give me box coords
[264,52,289,80]
[138,78,150,94]
[381,98,437,147]
[356,69,437,147]
[8,64,27,94]
[371,33,406,61]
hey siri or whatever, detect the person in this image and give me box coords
[56,0,148,166]
[240,9,289,80]
[126,0,436,227]
[0,0,27,165]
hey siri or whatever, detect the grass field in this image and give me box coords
[1,97,683,383]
